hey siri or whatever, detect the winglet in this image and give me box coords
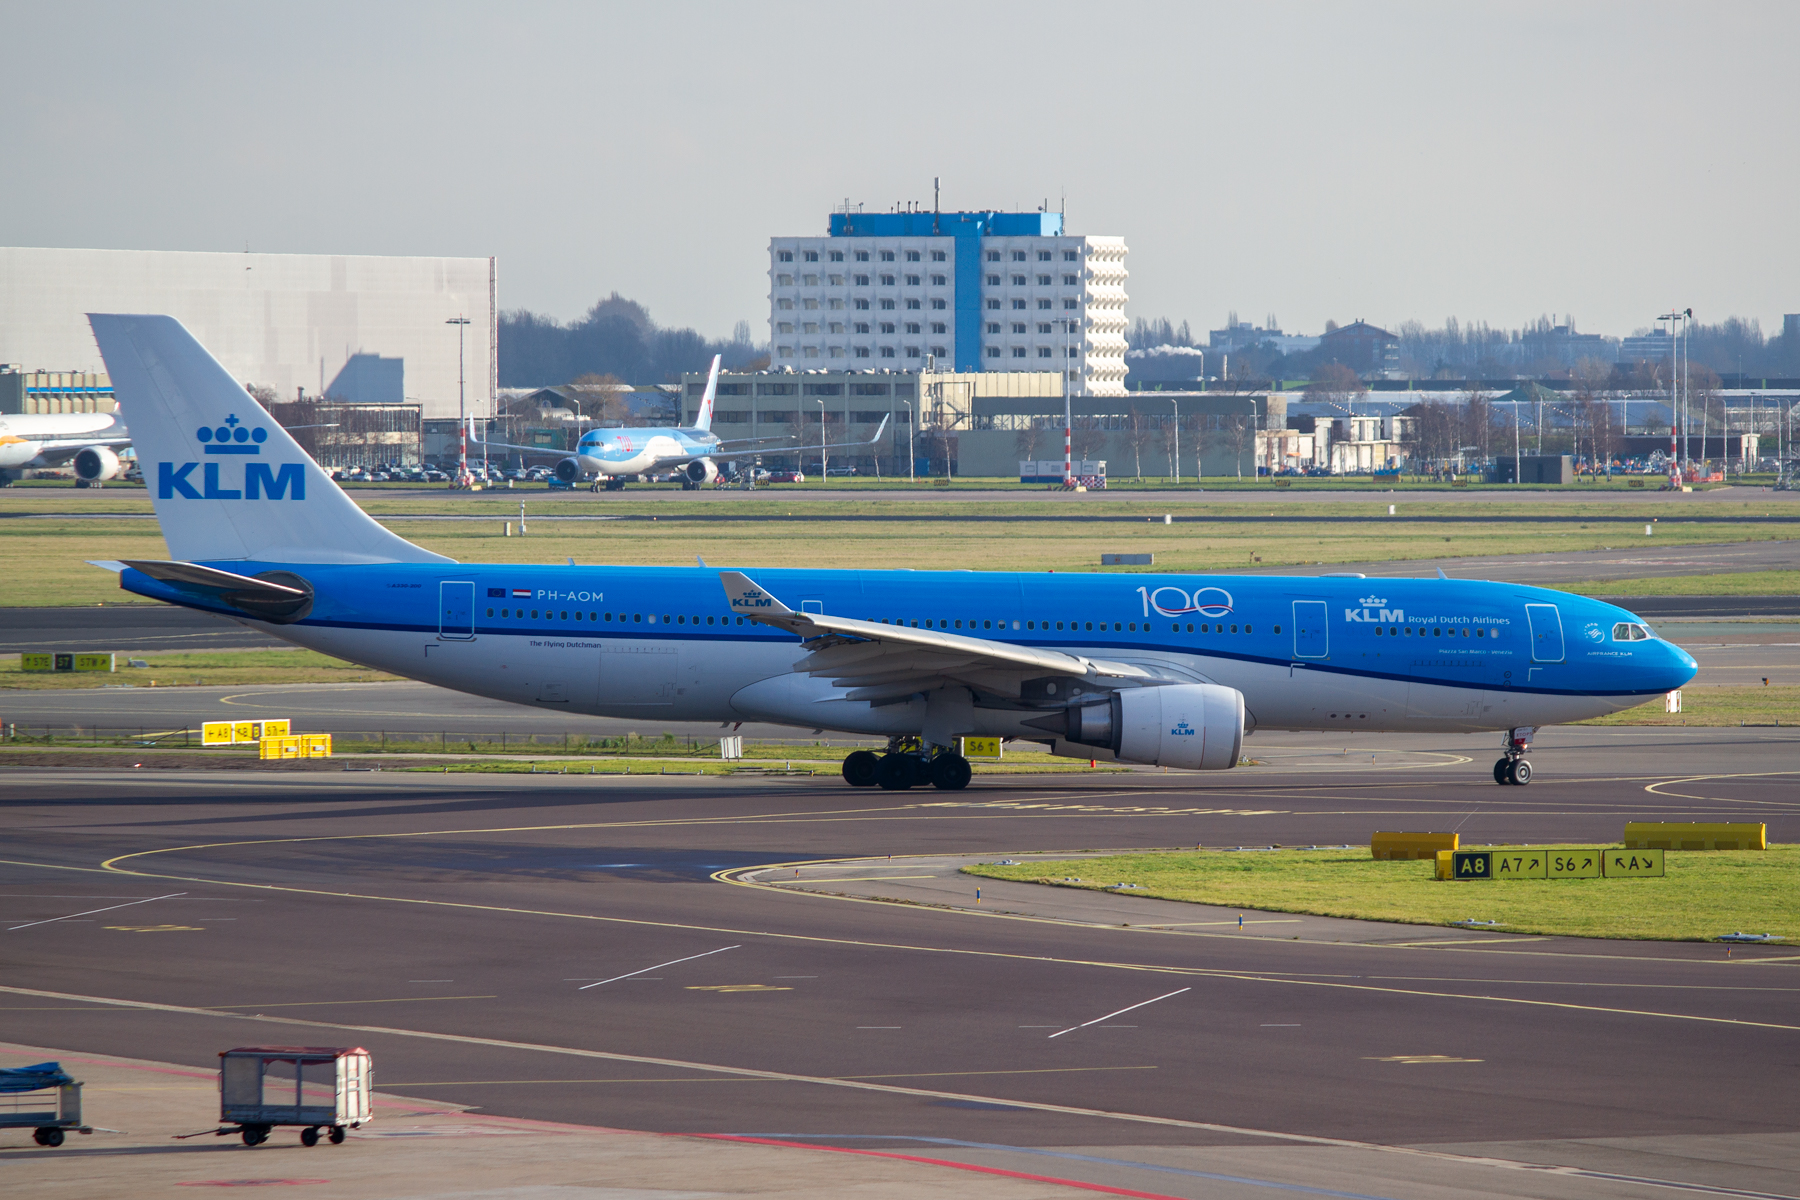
[718,570,807,632]
[697,554,709,567]
[1436,567,1449,580]
[692,354,722,433]
[867,414,891,442]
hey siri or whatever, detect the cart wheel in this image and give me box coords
[242,1125,268,1146]
[328,1126,346,1145]
[300,1126,320,1147]
[34,1126,64,1147]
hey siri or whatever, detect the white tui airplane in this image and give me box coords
[472,355,888,490]
[87,314,1696,790]
[0,411,134,486]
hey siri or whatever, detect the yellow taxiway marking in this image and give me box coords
[1642,771,1800,806]
[1140,920,1302,927]
[684,985,791,993]
[1378,937,1548,947]
[1365,1055,1482,1064]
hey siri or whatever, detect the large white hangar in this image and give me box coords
[0,247,495,420]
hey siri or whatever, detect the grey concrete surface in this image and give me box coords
[0,725,1796,1198]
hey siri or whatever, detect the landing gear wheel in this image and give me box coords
[328,1126,346,1145]
[300,1126,320,1147]
[842,750,880,787]
[876,753,915,790]
[930,753,972,791]
[241,1125,269,1146]
[33,1127,63,1147]
[1506,758,1532,786]
[1493,758,1511,785]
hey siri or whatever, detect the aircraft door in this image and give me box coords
[439,581,475,640]
[1525,603,1564,662]
[1292,600,1328,659]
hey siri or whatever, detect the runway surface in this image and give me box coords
[2,726,1796,1198]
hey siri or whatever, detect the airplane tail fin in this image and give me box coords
[88,314,448,565]
[691,354,722,433]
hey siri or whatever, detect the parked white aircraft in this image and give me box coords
[0,412,133,486]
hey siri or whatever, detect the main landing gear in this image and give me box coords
[842,740,971,791]
[1493,726,1535,786]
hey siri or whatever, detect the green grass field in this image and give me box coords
[3,490,1791,607]
[0,648,400,690]
[963,847,1799,942]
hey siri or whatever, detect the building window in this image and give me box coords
[930,273,946,285]
[803,299,818,310]
[932,250,946,261]
[777,299,793,310]
[1011,299,1027,310]
[803,346,818,358]
[905,274,921,286]
[880,322,896,333]
[854,274,869,286]
[829,322,845,333]
[854,298,870,310]
[803,323,818,333]
[1037,322,1052,333]
[855,322,870,333]
[880,274,895,285]
[777,274,793,286]
[1063,274,1079,285]
[986,250,1001,262]
[803,274,818,286]
[986,322,1001,333]
[1038,250,1053,261]
[906,346,921,357]
[777,251,793,262]
[829,250,844,262]
[1063,250,1079,261]
[1068,346,1080,357]
[880,250,896,261]
[829,347,845,358]
[1038,347,1053,358]
[1011,346,1027,358]
[1011,322,1026,333]
[778,322,794,334]
[777,345,792,356]
[986,299,1001,310]
[932,344,947,357]
[985,346,1001,358]
[986,274,1001,285]
[829,299,844,310]
[881,346,896,358]
[1037,299,1052,309]
[931,298,946,310]
[906,250,921,261]
[906,298,921,310]
[829,274,844,286]
[880,299,895,310]
[1011,250,1026,261]
[855,347,870,358]
[804,250,819,262]
[1063,299,1077,309]
[1011,274,1026,285]
[856,250,870,261]
[931,321,947,333]
[905,322,921,333]
[1037,274,1052,285]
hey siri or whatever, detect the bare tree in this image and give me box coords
[1305,363,1365,414]
[1014,417,1042,472]
[1221,409,1256,479]
[1123,406,1152,481]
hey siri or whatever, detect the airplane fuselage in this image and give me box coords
[572,427,720,477]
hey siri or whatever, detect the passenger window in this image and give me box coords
[1245,625,1252,634]
[1273,625,1281,634]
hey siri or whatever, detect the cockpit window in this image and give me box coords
[1612,622,1652,641]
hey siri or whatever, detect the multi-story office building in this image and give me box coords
[768,210,1129,396]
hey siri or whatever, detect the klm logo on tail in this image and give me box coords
[160,415,304,501]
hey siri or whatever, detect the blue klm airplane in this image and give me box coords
[472,355,887,490]
[88,315,1695,790]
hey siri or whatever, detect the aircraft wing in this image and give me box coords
[655,415,891,469]
[718,570,1149,704]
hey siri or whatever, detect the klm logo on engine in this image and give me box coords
[1344,593,1404,623]
[1170,720,1197,737]
[159,415,304,500]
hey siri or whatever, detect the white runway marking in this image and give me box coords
[1047,987,1191,1039]
[578,945,739,990]
[7,891,186,931]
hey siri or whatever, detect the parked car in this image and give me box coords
[764,471,805,484]
[824,466,858,477]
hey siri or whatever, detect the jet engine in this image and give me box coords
[1063,683,1244,771]
[554,456,583,483]
[684,458,719,485]
[73,446,124,483]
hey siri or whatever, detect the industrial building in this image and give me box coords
[0,247,496,422]
[767,210,1129,395]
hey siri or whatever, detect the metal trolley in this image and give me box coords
[219,1047,371,1147]
[0,1062,90,1147]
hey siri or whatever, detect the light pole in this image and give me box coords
[1170,397,1180,485]
[1658,310,1683,481]
[816,397,826,481]
[905,398,915,482]
[446,316,471,487]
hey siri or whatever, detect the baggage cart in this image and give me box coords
[219,1046,371,1146]
[0,1062,90,1147]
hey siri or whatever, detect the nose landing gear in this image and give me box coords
[1493,727,1535,785]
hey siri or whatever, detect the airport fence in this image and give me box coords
[0,724,880,757]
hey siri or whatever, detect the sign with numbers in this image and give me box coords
[1450,850,1492,879]
[1548,850,1603,878]
[1493,850,1548,879]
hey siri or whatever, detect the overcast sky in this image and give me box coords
[5,1,1796,341]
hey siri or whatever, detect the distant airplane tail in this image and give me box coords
[691,354,722,433]
[88,314,448,565]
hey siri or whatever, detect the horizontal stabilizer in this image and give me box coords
[121,559,306,597]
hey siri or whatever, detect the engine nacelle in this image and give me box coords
[684,458,719,485]
[554,456,583,483]
[1066,684,1244,771]
[73,446,123,483]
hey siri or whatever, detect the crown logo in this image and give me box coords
[1359,595,1388,607]
[196,414,269,455]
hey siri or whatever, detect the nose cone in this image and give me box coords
[1657,637,1700,692]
